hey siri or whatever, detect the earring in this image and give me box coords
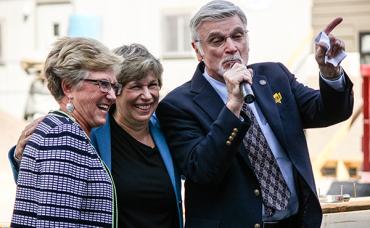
[66,96,74,113]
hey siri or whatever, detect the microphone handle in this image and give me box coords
[241,83,255,104]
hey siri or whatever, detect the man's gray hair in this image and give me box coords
[190,0,247,41]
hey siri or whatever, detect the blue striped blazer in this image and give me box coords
[11,114,115,227]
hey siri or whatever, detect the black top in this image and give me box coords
[110,116,179,228]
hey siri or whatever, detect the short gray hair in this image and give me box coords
[190,0,247,41]
[44,37,122,101]
[113,43,163,88]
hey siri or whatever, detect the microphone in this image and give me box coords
[241,66,255,103]
[240,83,255,103]
[228,62,255,103]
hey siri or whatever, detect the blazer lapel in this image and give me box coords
[252,73,288,150]
[91,114,113,170]
[149,116,180,198]
[190,63,255,168]
[150,116,184,227]
[191,63,226,121]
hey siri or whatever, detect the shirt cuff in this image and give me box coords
[319,67,346,91]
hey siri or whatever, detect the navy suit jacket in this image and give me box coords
[156,62,353,228]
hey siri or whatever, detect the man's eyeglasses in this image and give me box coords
[82,79,122,96]
[195,30,248,48]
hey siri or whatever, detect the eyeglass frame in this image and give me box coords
[194,29,249,48]
[82,79,123,96]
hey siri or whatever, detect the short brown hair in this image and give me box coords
[113,43,163,87]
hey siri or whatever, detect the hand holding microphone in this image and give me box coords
[234,63,255,103]
[224,62,254,116]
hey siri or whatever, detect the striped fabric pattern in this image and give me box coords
[11,114,113,227]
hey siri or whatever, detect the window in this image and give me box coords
[162,13,192,58]
[53,23,60,36]
[35,2,72,50]
[360,32,370,64]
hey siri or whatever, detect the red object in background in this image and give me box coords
[362,64,370,171]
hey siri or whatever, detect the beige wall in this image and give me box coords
[312,0,370,52]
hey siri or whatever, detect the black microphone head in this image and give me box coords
[244,94,255,104]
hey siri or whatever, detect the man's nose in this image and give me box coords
[224,37,238,53]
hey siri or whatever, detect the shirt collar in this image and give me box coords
[202,68,228,104]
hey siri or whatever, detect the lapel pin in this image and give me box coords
[259,79,267,86]
[273,92,282,104]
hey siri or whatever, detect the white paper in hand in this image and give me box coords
[315,31,347,67]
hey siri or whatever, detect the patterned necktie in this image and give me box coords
[242,103,290,216]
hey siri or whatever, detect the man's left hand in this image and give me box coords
[315,17,345,78]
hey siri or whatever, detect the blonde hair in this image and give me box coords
[44,37,122,101]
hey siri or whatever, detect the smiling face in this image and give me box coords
[65,70,117,133]
[115,71,160,129]
[192,15,249,82]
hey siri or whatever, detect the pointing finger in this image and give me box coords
[324,17,343,34]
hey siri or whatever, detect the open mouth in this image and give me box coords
[97,104,110,111]
[135,104,151,111]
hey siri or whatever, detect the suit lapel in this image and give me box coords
[191,63,225,121]
[149,116,181,202]
[251,73,288,150]
[150,116,184,226]
[190,63,254,167]
[190,63,289,165]
[92,114,112,170]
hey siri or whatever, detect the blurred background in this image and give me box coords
[0,0,369,226]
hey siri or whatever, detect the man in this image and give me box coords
[156,0,353,227]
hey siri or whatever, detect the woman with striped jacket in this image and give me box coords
[11,37,122,227]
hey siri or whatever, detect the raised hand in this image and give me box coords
[315,17,345,78]
[15,117,43,161]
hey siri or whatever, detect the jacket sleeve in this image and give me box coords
[157,99,250,185]
[277,62,354,128]
[8,146,19,183]
[12,125,88,227]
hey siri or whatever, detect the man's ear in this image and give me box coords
[192,42,203,62]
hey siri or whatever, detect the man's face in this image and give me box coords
[192,15,249,82]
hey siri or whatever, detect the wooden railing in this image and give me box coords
[321,196,370,228]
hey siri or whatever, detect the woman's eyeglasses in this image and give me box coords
[82,79,122,96]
